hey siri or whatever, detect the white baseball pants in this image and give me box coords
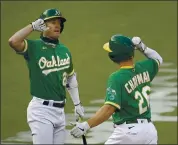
[105,119,158,144]
[27,96,66,144]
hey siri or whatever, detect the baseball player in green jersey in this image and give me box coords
[70,34,163,144]
[8,8,85,144]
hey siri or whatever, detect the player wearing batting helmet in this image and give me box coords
[71,34,163,144]
[9,8,85,144]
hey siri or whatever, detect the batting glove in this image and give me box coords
[70,121,90,138]
[132,36,147,52]
[31,19,49,32]
[75,103,85,121]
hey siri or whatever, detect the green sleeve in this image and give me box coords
[67,52,74,76]
[137,58,159,81]
[16,39,35,60]
[104,74,121,110]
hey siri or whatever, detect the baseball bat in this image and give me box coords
[82,134,87,145]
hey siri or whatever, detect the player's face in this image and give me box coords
[44,18,62,39]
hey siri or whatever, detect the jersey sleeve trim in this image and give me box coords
[17,39,28,54]
[68,69,74,76]
[104,101,121,110]
[153,59,160,66]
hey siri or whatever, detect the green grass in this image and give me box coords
[155,122,177,144]
[1,1,177,144]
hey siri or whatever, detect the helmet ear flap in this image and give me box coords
[108,52,120,63]
[108,51,134,63]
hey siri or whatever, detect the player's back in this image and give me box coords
[107,58,159,125]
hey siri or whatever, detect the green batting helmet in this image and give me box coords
[103,34,135,63]
[40,8,66,32]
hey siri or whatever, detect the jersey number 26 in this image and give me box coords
[134,86,151,114]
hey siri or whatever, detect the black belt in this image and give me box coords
[43,100,65,108]
[116,118,151,125]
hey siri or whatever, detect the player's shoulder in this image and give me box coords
[25,38,41,42]
[108,71,123,82]
[24,39,42,50]
[135,58,159,67]
[58,42,71,52]
[59,42,67,47]
[25,38,42,45]
[59,42,69,49]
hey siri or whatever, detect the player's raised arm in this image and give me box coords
[8,24,33,52]
[8,19,49,53]
[132,37,163,66]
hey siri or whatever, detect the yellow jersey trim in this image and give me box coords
[105,101,121,109]
[120,66,134,69]
[103,42,112,52]
[23,39,28,53]
[68,69,74,76]
[17,39,28,54]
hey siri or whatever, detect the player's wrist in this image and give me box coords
[139,42,147,52]
[30,23,35,31]
[74,102,82,106]
[83,121,90,131]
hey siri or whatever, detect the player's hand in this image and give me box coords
[31,19,49,32]
[74,103,85,121]
[70,121,90,138]
[132,36,147,52]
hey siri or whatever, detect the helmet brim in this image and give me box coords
[44,16,66,22]
[103,42,112,52]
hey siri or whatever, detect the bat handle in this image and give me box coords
[82,135,87,145]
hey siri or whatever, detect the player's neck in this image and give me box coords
[40,34,59,45]
[118,59,134,69]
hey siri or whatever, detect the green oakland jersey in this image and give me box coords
[104,59,159,124]
[18,39,74,101]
